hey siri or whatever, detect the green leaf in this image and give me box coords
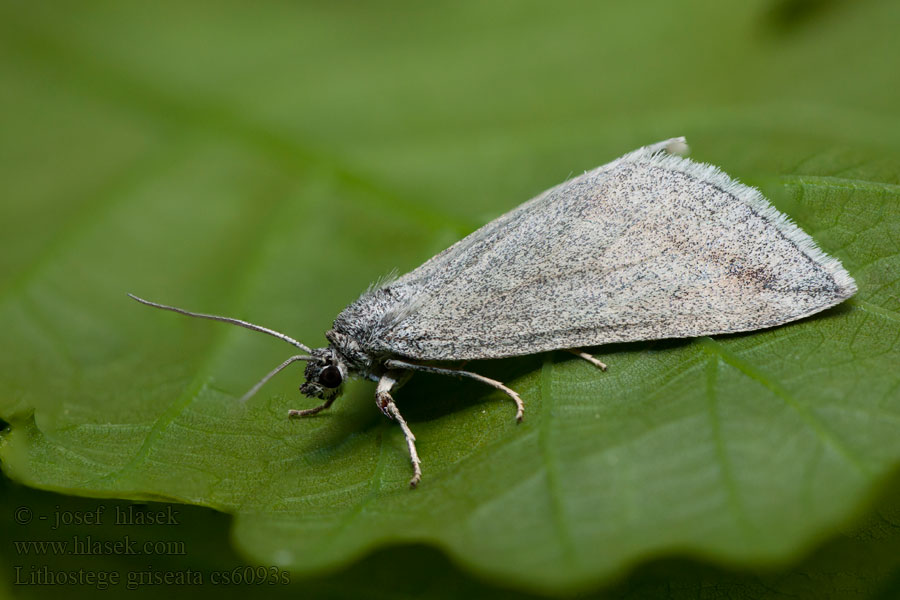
[5,475,900,599]
[1,0,899,595]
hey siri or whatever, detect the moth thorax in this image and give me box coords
[325,329,370,367]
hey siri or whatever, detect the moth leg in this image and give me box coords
[288,396,337,418]
[566,349,608,371]
[376,371,422,488]
[384,359,524,422]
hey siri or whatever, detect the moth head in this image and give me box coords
[300,347,347,401]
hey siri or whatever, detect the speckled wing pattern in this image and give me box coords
[334,138,857,361]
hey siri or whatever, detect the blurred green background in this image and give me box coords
[2,0,899,598]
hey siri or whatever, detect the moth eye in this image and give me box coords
[319,365,342,388]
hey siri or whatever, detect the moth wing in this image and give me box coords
[343,138,856,361]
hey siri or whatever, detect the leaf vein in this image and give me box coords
[704,353,755,541]
[539,355,577,564]
[699,337,871,477]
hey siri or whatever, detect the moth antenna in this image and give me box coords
[128,293,315,353]
[239,354,315,404]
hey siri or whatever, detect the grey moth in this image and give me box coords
[131,137,856,487]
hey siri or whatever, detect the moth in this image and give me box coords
[131,137,857,487]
